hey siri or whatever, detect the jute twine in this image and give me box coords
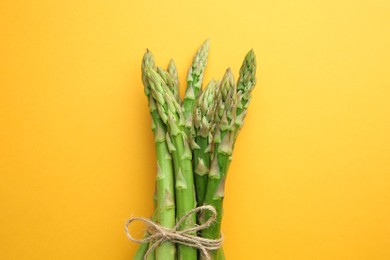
[125,205,223,260]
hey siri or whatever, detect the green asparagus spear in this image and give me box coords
[158,66,181,105]
[183,40,210,131]
[235,49,257,139]
[147,68,198,260]
[133,187,158,260]
[140,50,176,260]
[201,51,257,259]
[201,68,238,259]
[193,80,219,206]
[133,239,149,260]
[167,59,180,103]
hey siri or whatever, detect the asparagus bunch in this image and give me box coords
[136,50,176,260]
[201,69,238,244]
[148,67,198,259]
[133,41,257,260]
[200,51,257,259]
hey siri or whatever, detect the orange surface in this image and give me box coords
[1,0,390,259]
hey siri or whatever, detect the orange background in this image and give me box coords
[1,0,390,259]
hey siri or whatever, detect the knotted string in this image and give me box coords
[125,205,223,260]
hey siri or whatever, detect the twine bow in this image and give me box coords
[125,205,223,260]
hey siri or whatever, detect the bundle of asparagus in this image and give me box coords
[127,40,257,260]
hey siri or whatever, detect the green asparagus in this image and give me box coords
[200,50,257,259]
[193,79,219,206]
[132,43,257,260]
[167,59,180,103]
[159,65,181,105]
[235,49,257,139]
[201,68,238,259]
[183,39,210,131]
[147,68,198,260]
[140,50,176,260]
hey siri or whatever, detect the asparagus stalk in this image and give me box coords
[147,68,198,260]
[133,187,158,260]
[133,51,156,260]
[133,239,149,260]
[158,66,181,105]
[149,188,158,260]
[167,59,180,103]
[216,247,225,260]
[201,51,257,259]
[193,80,219,206]
[183,40,210,131]
[133,224,156,260]
[201,68,238,259]
[235,49,257,139]
[140,50,176,260]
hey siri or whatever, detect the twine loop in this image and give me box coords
[125,205,223,260]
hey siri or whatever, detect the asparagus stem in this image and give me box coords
[133,234,150,260]
[201,69,238,259]
[193,80,218,206]
[133,227,157,260]
[145,239,156,260]
[201,51,257,259]
[140,50,176,260]
[216,247,225,260]
[133,195,158,260]
[167,59,180,103]
[159,66,181,105]
[147,68,198,260]
[183,40,210,132]
[193,135,209,205]
[153,107,176,258]
[235,49,257,139]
